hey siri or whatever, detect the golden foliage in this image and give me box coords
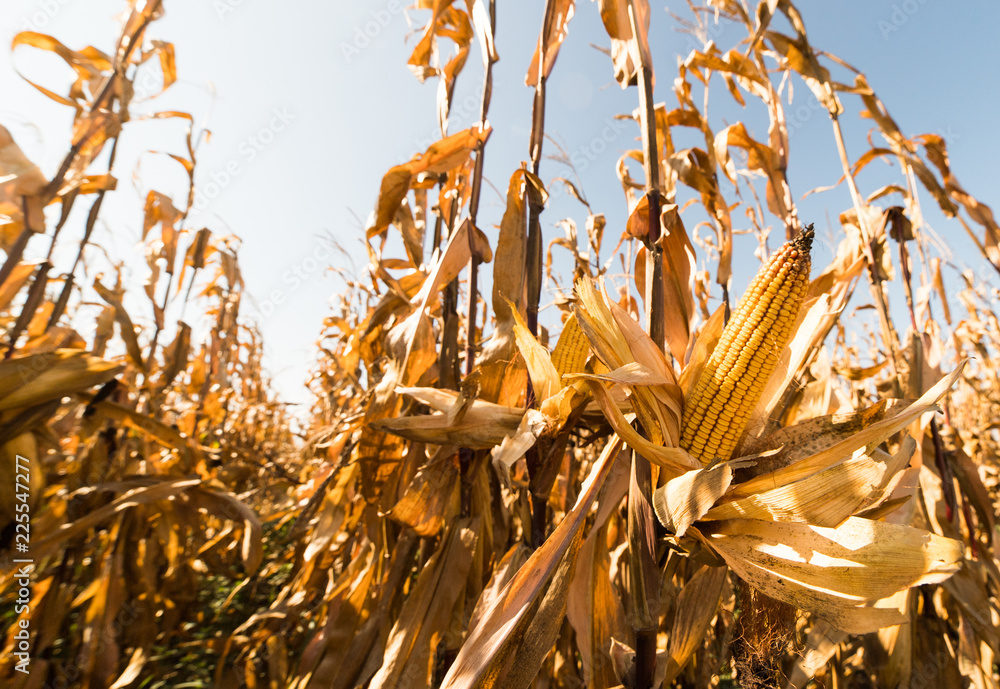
[3,1,1000,688]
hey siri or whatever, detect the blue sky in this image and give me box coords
[3,0,999,409]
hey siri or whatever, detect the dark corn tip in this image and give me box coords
[794,223,814,253]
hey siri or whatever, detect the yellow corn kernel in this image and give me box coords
[680,227,813,463]
[551,313,590,379]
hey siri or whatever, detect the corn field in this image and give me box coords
[2,1,1000,687]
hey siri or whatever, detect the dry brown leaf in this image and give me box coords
[438,436,624,688]
[478,168,545,403]
[653,463,735,537]
[497,527,584,689]
[733,363,963,497]
[0,349,121,410]
[587,381,700,474]
[707,516,962,633]
[94,277,146,371]
[525,0,576,85]
[369,519,478,689]
[566,519,631,689]
[715,122,798,231]
[661,565,728,684]
[705,437,914,527]
[596,0,652,88]
[369,124,491,240]
[374,388,523,449]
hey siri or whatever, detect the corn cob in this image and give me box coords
[551,313,590,380]
[680,227,813,463]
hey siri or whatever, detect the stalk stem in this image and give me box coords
[459,0,497,518]
[627,5,662,685]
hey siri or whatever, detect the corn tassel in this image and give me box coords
[680,227,814,463]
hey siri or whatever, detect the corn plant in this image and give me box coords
[3,1,1000,689]
[0,3,295,687]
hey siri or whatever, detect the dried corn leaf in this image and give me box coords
[300,556,377,687]
[411,217,492,309]
[0,125,46,193]
[733,363,964,498]
[10,32,110,114]
[160,321,191,387]
[596,0,652,88]
[567,361,667,387]
[661,205,697,363]
[374,388,523,449]
[478,169,544,403]
[0,349,121,410]
[94,278,146,371]
[189,485,264,572]
[0,433,42,531]
[763,29,842,116]
[491,408,548,483]
[943,562,1000,656]
[715,123,793,228]
[369,519,478,689]
[26,478,201,563]
[707,516,962,632]
[587,381,700,474]
[608,295,679,390]
[0,262,38,310]
[470,0,498,66]
[439,437,624,688]
[109,647,149,689]
[498,528,584,689]
[653,463,735,537]
[0,125,47,237]
[661,565,728,685]
[90,399,197,467]
[369,124,491,239]
[575,279,676,445]
[567,519,631,689]
[468,543,531,633]
[508,298,561,402]
[525,0,575,85]
[385,451,460,537]
[706,437,915,527]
